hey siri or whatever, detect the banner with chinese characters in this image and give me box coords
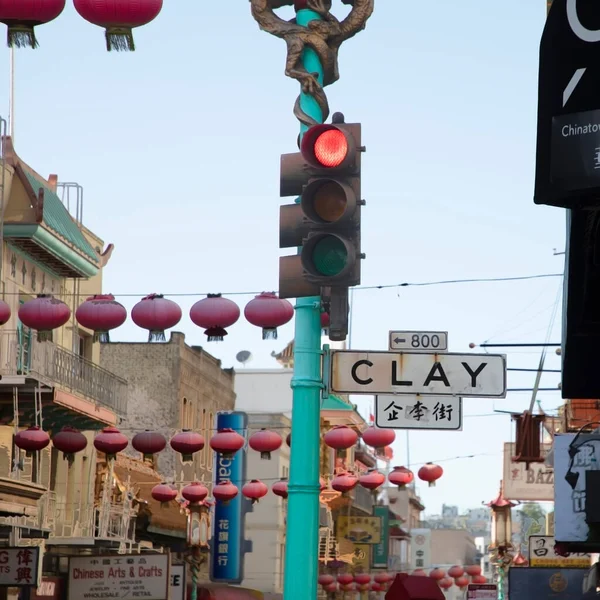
[336,516,382,544]
[375,395,462,430]
[410,528,431,569]
[372,506,389,568]
[529,535,591,568]
[0,547,40,587]
[210,411,250,584]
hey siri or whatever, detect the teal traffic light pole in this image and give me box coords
[284,8,324,600]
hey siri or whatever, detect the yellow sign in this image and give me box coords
[337,516,382,544]
[529,536,591,568]
[352,544,371,570]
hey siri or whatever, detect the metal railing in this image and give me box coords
[0,490,56,531]
[0,330,127,415]
[351,484,374,514]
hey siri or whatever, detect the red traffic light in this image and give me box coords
[301,124,352,169]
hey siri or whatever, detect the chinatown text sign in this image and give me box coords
[0,547,40,587]
[68,554,169,600]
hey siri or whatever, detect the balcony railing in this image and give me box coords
[49,501,137,545]
[0,490,55,531]
[0,330,126,416]
[351,483,374,514]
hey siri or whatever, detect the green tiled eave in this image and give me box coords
[321,395,354,411]
[23,172,98,261]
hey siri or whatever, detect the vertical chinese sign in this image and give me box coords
[210,411,250,584]
[372,506,389,568]
[0,547,40,587]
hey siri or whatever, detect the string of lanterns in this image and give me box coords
[0,292,300,344]
[12,424,444,504]
[0,0,163,51]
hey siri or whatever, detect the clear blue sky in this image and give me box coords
[2,0,562,513]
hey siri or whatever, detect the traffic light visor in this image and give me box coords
[301,124,350,168]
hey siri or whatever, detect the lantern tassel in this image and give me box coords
[262,327,278,340]
[105,27,135,52]
[37,330,53,343]
[94,331,110,343]
[148,330,166,343]
[205,327,228,342]
[7,25,38,49]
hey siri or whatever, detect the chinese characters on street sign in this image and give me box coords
[0,547,39,587]
[375,395,462,430]
[330,350,506,397]
[529,535,591,568]
[388,330,448,352]
[68,554,169,600]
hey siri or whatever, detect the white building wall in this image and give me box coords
[235,369,293,416]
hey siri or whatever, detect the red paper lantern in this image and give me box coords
[94,426,128,460]
[244,292,294,340]
[18,295,70,342]
[448,565,464,579]
[341,584,355,592]
[337,574,354,586]
[210,428,245,458]
[182,482,209,504]
[0,300,11,325]
[331,471,358,494]
[354,574,371,585]
[151,483,177,506]
[249,428,282,460]
[15,426,50,456]
[242,479,269,504]
[455,576,469,589]
[429,568,445,581]
[388,466,414,489]
[75,294,127,343]
[0,0,65,48]
[190,294,240,341]
[371,582,383,592]
[374,573,391,584]
[472,575,487,584]
[131,294,182,342]
[52,426,88,463]
[132,431,166,461]
[359,469,386,491]
[213,480,238,505]
[465,565,481,577]
[418,462,443,487]
[73,0,162,51]
[361,426,396,450]
[324,425,358,454]
[324,583,337,593]
[170,430,205,462]
[413,569,427,577]
[318,574,334,586]
[272,479,288,499]
[439,578,453,590]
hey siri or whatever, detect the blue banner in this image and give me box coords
[508,567,586,600]
[210,411,249,584]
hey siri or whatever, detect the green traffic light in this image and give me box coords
[311,235,348,276]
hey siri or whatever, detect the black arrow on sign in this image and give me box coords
[394,338,406,344]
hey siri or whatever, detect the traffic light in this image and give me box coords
[279,114,364,301]
[562,210,600,398]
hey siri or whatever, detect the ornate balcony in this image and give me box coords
[0,330,126,427]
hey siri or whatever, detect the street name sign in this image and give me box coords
[375,395,462,430]
[330,350,507,397]
[535,0,600,208]
[388,330,448,352]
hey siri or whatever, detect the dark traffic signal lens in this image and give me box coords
[312,181,347,223]
[311,235,348,276]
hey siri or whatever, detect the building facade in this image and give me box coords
[0,136,134,599]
